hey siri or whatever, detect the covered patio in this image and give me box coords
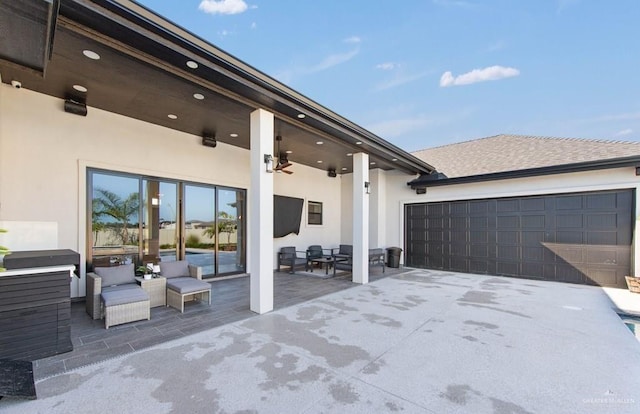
[33,267,404,380]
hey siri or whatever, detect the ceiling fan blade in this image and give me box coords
[282,169,294,175]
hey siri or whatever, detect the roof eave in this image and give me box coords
[64,0,434,175]
[408,155,640,188]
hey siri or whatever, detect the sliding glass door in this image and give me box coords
[88,169,245,278]
[217,188,245,274]
[184,184,216,276]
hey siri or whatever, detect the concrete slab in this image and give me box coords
[1,269,638,413]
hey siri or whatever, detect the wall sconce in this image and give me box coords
[364,181,371,194]
[264,154,274,173]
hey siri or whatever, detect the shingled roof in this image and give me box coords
[411,134,640,178]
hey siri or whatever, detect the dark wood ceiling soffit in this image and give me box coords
[57,0,433,175]
[0,0,59,75]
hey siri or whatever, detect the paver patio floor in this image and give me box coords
[2,269,639,413]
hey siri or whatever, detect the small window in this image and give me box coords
[308,201,323,225]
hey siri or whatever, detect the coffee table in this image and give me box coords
[309,257,346,275]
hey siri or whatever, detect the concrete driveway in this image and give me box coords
[2,269,639,413]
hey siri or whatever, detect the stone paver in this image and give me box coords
[1,269,638,413]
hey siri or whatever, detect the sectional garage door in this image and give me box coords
[405,189,633,288]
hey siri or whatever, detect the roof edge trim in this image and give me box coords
[408,155,640,188]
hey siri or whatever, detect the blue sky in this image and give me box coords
[136,0,640,151]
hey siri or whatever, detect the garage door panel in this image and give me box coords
[587,214,617,229]
[405,189,632,288]
[469,260,489,274]
[587,193,616,209]
[470,244,488,257]
[522,262,544,278]
[522,231,545,246]
[522,215,545,228]
[497,245,519,259]
[587,231,618,245]
[523,246,544,261]
[496,261,519,276]
[497,231,519,244]
[556,195,583,210]
[557,214,583,228]
[498,216,519,228]
[497,199,519,212]
[556,231,583,244]
[521,197,545,211]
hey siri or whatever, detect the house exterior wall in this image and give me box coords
[384,167,640,274]
[0,86,343,297]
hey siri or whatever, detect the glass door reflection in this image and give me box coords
[217,188,245,275]
[142,179,177,263]
[184,184,216,276]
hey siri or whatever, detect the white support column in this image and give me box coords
[249,108,274,314]
[352,152,369,284]
[369,168,387,248]
[634,184,640,276]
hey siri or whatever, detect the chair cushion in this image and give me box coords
[94,264,135,286]
[160,260,190,279]
[101,285,149,307]
[166,277,211,294]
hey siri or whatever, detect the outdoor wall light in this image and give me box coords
[364,181,371,194]
[264,154,274,173]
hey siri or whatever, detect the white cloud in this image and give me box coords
[594,112,640,122]
[483,40,506,53]
[376,62,398,71]
[439,65,520,87]
[199,0,248,15]
[308,49,359,73]
[432,0,475,8]
[367,116,431,139]
[375,71,431,91]
[343,36,361,44]
[557,0,581,14]
[615,128,633,137]
[250,22,257,29]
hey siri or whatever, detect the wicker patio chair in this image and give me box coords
[160,260,211,313]
[86,263,150,329]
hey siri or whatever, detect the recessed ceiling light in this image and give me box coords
[316,141,323,145]
[341,167,348,171]
[370,162,376,165]
[230,133,238,138]
[82,50,100,60]
[355,141,362,145]
[73,84,87,93]
[193,93,204,100]
[286,150,293,154]
[167,114,178,119]
[392,158,398,161]
[186,60,198,69]
[346,153,353,157]
[297,113,306,119]
[317,160,323,163]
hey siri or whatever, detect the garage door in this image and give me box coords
[405,189,633,288]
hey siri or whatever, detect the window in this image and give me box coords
[308,201,323,225]
[87,168,246,278]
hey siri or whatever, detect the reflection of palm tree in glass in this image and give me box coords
[203,211,236,249]
[93,188,140,245]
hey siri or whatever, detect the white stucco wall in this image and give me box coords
[0,86,343,296]
[384,168,640,272]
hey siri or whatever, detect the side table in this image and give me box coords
[135,276,166,308]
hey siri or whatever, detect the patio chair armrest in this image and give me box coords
[86,272,102,319]
[188,264,203,280]
[86,272,102,295]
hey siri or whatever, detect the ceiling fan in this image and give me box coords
[275,135,293,174]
